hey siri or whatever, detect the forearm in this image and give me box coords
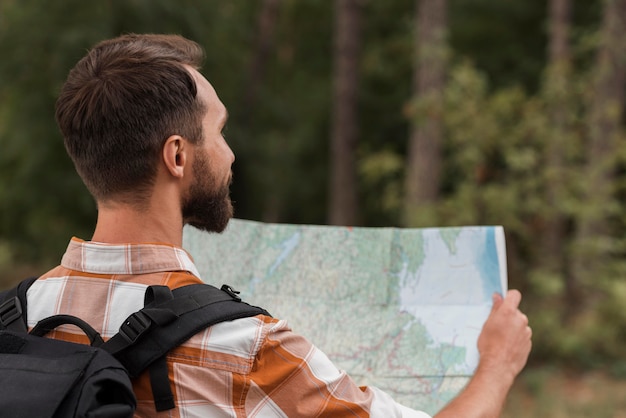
[433,364,514,418]
[433,290,532,418]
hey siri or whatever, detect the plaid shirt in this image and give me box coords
[27,238,430,418]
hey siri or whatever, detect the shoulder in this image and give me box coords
[169,313,282,372]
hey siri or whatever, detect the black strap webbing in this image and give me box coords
[143,285,176,411]
[149,355,175,411]
[0,277,38,332]
[103,283,270,377]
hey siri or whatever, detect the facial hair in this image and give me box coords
[182,152,233,233]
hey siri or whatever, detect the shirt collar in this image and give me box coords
[61,237,202,278]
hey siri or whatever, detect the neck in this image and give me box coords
[91,198,184,247]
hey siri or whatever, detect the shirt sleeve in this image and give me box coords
[369,386,432,418]
[249,318,432,418]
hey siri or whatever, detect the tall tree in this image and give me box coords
[541,0,572,290]
[243,0,280,126]
[572,0,626,314]
[329,0,362,225]
[404,0,448,225]
[245,0,281,222]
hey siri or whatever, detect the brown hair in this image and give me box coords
[55,33,206,204]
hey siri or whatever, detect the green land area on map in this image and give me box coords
[184,219,507,415]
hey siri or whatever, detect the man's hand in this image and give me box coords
[476,289,532,386]
[434,290,532,418]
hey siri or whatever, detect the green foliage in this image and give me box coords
[448,0,548,91]
[402,52,626,368]
[359,149,404,223]
[0,241,12,271]
[0,0,623,370]
[503,367,626,417]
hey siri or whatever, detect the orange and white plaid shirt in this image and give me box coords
[26,238,430,418]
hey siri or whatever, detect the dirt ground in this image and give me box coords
[502,368,626,418]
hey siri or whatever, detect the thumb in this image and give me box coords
[491,292,504,312]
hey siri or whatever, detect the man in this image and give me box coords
[30,34,531,417]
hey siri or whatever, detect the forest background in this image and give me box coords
[1,0,625,415]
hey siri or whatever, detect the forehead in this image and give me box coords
[185,65,227,123]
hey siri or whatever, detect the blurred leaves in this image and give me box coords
[1,0,625,370]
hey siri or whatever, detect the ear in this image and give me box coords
[162,135,188,178]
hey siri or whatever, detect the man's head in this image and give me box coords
[55,34,234,232]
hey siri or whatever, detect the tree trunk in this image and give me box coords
[571,0,626,315]
[542,0,572,287]
[243,0,282,222]
[404,0,447,225]
[244,0,280,125]
[328,0,362,226]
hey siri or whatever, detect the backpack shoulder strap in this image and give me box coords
[102,283,270,412]
[0,277,38,332]
[105,283,270,373]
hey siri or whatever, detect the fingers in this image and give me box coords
[520,313,529,326]
[505,290,532,348]
[492,292,503,305]
[491,289,521,309]
[504,289,522,309]
[490,289,521,313]
[490,292,504,312]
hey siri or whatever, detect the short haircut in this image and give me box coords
[55,33,206,204]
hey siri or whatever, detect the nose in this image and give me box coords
[227,144,235,164]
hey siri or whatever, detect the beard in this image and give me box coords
[182,152,234,233]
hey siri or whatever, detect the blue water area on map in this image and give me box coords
[268,231,301,276]
[476,227,503,299]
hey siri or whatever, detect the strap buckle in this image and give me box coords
[0,296,23,328]
[119,311,151,343]
[221,285,241,302]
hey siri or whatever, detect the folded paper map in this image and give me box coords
[183,219,507,415]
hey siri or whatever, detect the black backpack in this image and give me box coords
[0,277,270,418]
